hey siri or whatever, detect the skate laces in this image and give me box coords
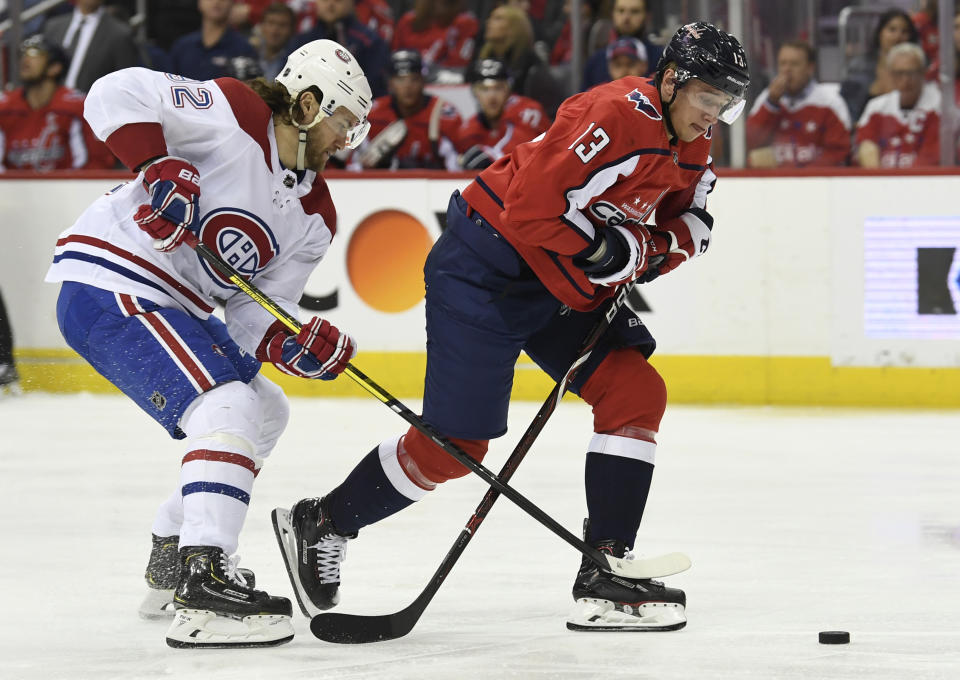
[312,534,348,584]
[222,553,249,587]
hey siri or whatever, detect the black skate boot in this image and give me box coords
[139,534,256,620]
[165,546,293,648]
[272,496,356,617]
[0,363,21,397]
[139,534,180,619]
[567,535,687,632]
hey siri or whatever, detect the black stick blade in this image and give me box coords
[310,606,421,644]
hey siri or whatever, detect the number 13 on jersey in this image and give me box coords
[570,122,610,163]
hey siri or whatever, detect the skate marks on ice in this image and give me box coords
[1,394,959,679]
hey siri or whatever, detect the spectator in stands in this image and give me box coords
[455,57,549,170]
[840,8,918,123]
[746,40,851,168]
[475,4,563,115]
[349,49,462,170]
[855,42,939,168]
[168,0,260,81]
[546,0,597,71]
[255,2,296,79]
[0,36,113,172]
[912,0,939,68]
[355,0,395,45]
[598,37,648,83]
[42,0,141,93]
[291,0,389,97]
[582,0,660,90]
[392,0,478,70]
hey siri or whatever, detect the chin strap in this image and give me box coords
[662,89,680,146]
[291,93,328,171]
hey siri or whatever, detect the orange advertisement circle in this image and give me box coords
[346,209,433,313]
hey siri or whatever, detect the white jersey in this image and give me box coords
[45,67,336,355]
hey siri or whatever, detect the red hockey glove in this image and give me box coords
[575,224,655,287]
[261,317,357,380]
[635,208,714,284]
[133,156,201,253]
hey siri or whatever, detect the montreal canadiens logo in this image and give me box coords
[197,208,279,289]
[626,89,662,121]
[335,48,351,63]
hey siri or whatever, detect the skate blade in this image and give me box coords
[566,598,687,632]
[271,508,324,619]
[139,588,176,620]
[165,609,294,648]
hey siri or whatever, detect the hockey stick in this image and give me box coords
[309,283,687,643]
[183,232,688,582]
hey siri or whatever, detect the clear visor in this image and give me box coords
[682,86,746,125]
[322,110,371,149]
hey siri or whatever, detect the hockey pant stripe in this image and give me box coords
[117,293,216,392]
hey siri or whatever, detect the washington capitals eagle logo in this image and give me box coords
[626,89,661,121]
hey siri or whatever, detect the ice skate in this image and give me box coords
[567,537,687,632]
[0,363,21,397]
[164,546,293,648]
[272,496,356,617]
[139,534,256,620]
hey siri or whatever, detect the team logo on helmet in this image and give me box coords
[626,89,662,121]
[335,48,351,63]
[197,208,279,289]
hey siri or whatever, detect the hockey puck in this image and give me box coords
[818,631,850,644]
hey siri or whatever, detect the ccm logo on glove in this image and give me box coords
[258,318,357,380]
[133,156,202,253]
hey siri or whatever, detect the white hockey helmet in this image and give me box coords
[276,39,373,150]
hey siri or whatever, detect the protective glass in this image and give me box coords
[682,85,745,125]
[324,110,371,149]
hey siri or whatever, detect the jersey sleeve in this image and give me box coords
[499,92,653,257]
[85,67,243,172]
[84,67,169,169]
[650,156,716,270]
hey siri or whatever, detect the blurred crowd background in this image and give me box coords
[0,0,959,173]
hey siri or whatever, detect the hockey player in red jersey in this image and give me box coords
[349,49,462,170]
[456,58,550,170]
[274,22,749,632]
[0,36,112,172]
[45,40,373,648]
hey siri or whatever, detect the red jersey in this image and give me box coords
[855,83,940,168]
[0,85,111,171]
[351,93,462,170]
[746,81,852,167]
[355,0,395,44]
[392,11,478,68]
[456,94,550,161]
[462,76,716,311]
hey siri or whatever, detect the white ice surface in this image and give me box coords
[1,393,959,679]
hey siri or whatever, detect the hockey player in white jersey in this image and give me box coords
[45,40,372,648]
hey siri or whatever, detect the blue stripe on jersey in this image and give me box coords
[678,161,707,171]
[546,250,594,301]
[52,251,172,300]
[181,481,251,504]
[475,176,504,208]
